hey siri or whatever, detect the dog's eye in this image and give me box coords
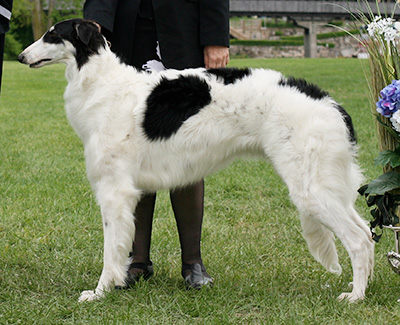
[43,30,63,44]
[48,30,59,38]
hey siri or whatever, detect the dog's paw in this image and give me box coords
[337,291,364,303]
[78,290,104,302]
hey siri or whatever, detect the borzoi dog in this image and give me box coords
[18,19,374,303]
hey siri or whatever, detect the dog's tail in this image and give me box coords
[295,140,366,275]
[300,214,342,275]
[334,103,357,146]
[267,99,368,275]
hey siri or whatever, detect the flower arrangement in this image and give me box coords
[367,16,400,43]
[359,77,400,241]
[363,15,400,87]
[377,80,400,132]
[342,1,400,241]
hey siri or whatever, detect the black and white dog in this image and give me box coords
[18,19,374,302]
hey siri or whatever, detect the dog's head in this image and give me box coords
[18,19,106,69]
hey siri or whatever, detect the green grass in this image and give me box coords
[1,58,400,323]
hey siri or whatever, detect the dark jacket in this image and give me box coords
[83,0,229,69]
[0,0,13,34]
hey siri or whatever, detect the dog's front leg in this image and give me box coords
[79,185,141,302]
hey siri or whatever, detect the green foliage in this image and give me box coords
[317,29,360,40]
[360,171,400,196]
[4,32,23,60]
[7,0,34,50]
[376,114,400,140]
[230,39,334,48]
[47,2,84,25]
[10,0,32,28]
[8,0,84,51]
[230,28,355,48]
[359,176,400,241]
[264,21,296,28]
[279,29,359,42]
[328,21,344,27]
[230,17,297,29]
[336,0,400,239]
[1,59,400,322]
[230,39,303,47]
[342,0,400,85]
[374,148,400,168]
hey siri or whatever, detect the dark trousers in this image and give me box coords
[0,33,5,95]
[129,15,205,266]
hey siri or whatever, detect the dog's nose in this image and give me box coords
[17,53,25,64]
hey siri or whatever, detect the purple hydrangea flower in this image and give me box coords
[376,80,400,117]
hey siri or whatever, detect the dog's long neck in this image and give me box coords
[65,44,121,85]
[63,43,142,144]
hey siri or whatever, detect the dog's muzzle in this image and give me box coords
[18,52,52,68]
[17,53,26,64]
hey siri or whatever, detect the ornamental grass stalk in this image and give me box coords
[342,1,400,167]
[366,15,400,158]
[336,1,400,234]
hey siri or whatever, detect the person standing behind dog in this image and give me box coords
[83,0,230,289]
[0,0,12,95]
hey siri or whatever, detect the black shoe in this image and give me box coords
[182,263,213,290]
[116,261,154,289]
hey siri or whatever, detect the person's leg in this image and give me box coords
[0,33,5,95]
[125,14,212,287]
[125,15,159,286]
[170,180,213,288]
[170,181,204,265]
[126,193,156,284]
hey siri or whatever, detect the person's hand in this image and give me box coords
[204,46,229,69]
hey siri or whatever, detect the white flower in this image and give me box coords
[367,16,381,36]
[367,16,400,42]
[385,28,398,42]
[390,110,400,133]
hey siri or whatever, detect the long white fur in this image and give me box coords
[19,23,374,303]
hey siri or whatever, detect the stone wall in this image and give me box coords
[230,34,365,59]
[229,20,366,58]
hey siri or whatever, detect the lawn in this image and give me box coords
[1,58,400,323]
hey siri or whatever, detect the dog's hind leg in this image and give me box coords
[323,208,373,302]
[272,154,373,301]
[79,184,141,302]
[265,120,374,301]
[296,197,374,302]
[335,207,374,302]
[348,206,375,279]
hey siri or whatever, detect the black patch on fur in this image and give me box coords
[206,67,252,85]
[279,76,329,100]
[335,104,357,144]
[46,19,106,69]
[143,75,212,141]
[279,76,356,143]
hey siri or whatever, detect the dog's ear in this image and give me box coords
[74,22,95,45]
